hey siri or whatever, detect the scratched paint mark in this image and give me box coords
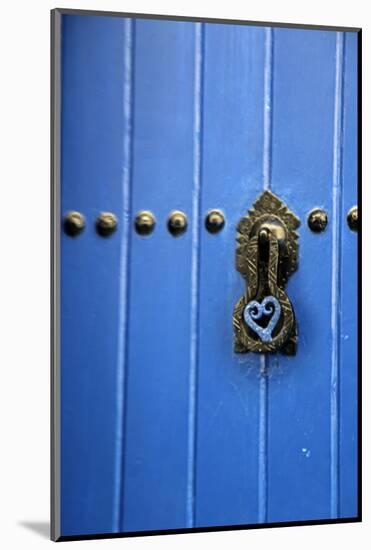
[302,448,312,458]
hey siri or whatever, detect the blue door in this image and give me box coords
[53,9,359,540]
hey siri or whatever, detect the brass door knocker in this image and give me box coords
[233,190,300,355]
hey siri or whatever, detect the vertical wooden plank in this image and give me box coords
[121,19,196,532]
[267,28,337,522]
[195,23,266,527]
[60,14,127,535]
[339,31,358,518]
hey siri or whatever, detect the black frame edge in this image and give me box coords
[57,517,361,542]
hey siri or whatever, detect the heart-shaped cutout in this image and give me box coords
[243,296,281,343]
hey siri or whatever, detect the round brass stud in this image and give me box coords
[64,211,85,237]
[135,210,156,236]
[205,209,225,234]
[307,208,328,233]
[347,206,358,232]
[168,210,188,237]
[96,212,118,237]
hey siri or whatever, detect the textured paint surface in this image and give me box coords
[60,14,358,536]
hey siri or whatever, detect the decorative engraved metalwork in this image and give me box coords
[233,190,300,355]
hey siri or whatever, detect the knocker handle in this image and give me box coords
[233,190,300,355]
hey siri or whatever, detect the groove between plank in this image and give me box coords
[258,26,274,524]
[263,26,274,191]
[330,31,345,519]
[114,18,135,533]
[187,22,204,529]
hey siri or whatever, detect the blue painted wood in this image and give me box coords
[59,14,358,536]
[339,32,358,518]
[120,19,196,532]
[60,14,127,536]
[244,296,282,343]
[266,28,338,522]
[195,24,265,527]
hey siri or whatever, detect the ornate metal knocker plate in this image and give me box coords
[233,190,300,355]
